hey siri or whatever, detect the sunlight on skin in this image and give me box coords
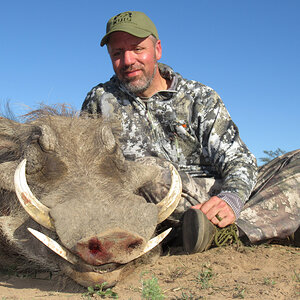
[107,32,169,98]
[192,196,236,227]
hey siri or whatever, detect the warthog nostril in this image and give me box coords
[76,234,145,265]
[88,238,102,255]
[127,239,143,250]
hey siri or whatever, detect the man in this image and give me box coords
[82,11,299,252]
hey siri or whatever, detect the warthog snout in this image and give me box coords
[76,230,145,265]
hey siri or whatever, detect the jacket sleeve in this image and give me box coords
[193,86,258,218]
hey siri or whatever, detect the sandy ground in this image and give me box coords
[0,244,299,300]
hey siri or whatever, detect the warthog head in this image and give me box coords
[0,107,182,287]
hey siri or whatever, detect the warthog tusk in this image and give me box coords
[156,164,182,223]
[142,227,172,254]
[14,159,55,231]
[27,227,78,265]
[28,227,172,267]
[132,228,172,260]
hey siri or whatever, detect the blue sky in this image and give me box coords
[1,0,299,163]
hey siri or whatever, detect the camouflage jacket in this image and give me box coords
[81,63,258,218]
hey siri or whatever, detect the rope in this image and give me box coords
[214,224,241,247]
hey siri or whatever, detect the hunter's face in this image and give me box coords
[107,31,162,95]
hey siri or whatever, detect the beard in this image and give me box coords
[118,62,158,96]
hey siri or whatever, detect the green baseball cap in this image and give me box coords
[100,11,159,47]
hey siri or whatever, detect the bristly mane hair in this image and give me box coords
[0,102,79,123]
[21,103,79,122]
[0,101,19,121]
[1,102,122,137]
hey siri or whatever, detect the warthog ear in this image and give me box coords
[0,118,40,190]
[98,125,116,153]
[0,118,50,163]
[95,124,127,172]
[0,118,63,190]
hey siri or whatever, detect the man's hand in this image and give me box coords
[191,196,236,227]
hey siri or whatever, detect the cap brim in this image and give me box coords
[100,26,154,47]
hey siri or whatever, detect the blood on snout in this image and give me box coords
[76,232,145,265]
[88,238,101,255]
[76,237,113,265]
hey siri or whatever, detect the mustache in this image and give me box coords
[121,64,143,73]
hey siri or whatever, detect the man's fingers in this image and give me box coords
[218,216,235,227]
[199,197,220,214]
[211,211,225,225]
[204,203,226,221]
[211,216,221,225]
[211,214,234,227]
[191,203,202,210]
[192,196,236,227]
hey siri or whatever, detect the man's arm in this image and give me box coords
[191,87,258,225]
[81,85,103,115]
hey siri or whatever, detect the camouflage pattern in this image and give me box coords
[134,156,224,225]
[82,63,300,244]
[130,150,300,244]
[82,63,258,219]
[237,149,300,243]
[135,151,300,244]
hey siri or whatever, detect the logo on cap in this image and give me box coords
[112,12,133,26]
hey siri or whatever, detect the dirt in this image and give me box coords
[0,244,299,300]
